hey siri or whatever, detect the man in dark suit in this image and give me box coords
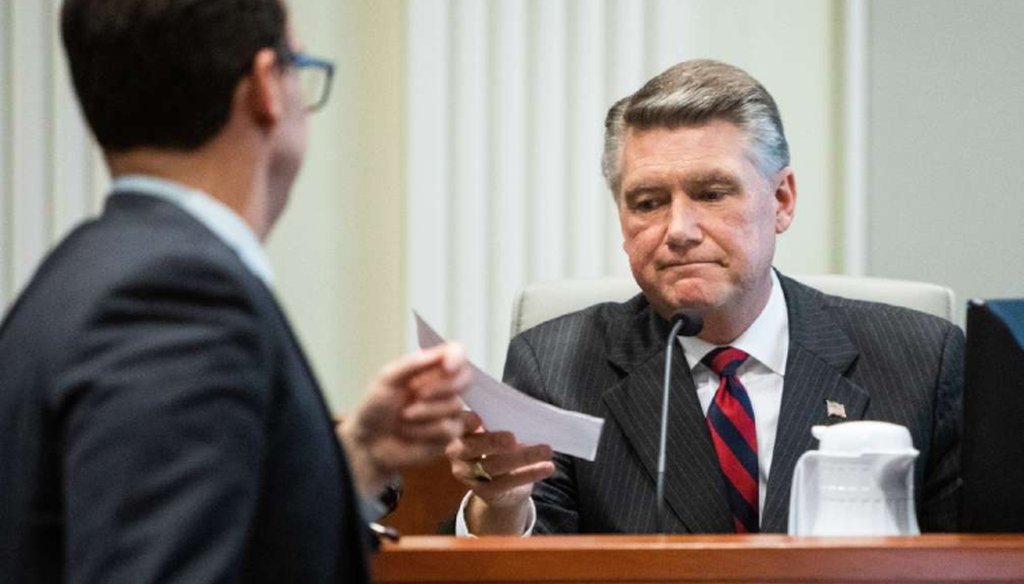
[445,59,962,535]
[0,0,469,582]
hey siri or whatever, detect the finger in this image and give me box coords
[388,443,460,470]
[446,365,474,394]
[470,461,556,497]
[455,430,518,461]
[438,342,468,374]
[402,397,464,423]
[470,444,553,478]
[444,429,515,462]
[444,414,483,459]
[376,345,453,385]
[463,410,483,433]
[423,342,467,377]
[398,417,465,444]
[410,364,473,400]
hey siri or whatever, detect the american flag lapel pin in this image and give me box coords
[825,400,847,419]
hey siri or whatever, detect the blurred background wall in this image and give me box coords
[865,0,1024,317]
[1,0,1020,411]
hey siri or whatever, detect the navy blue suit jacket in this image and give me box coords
[0,194,369,583]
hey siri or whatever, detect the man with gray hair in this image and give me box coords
[445,59,963,535]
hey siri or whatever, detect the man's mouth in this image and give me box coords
[656,260,718,271]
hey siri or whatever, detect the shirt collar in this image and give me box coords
[111,174,275,287]
[678,270,789,375]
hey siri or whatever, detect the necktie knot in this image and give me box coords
[703,346,749,378]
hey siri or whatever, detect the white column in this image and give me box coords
[487,0,528,367]
[451,0,491,365]
[10,1,52,293]
[566,1,608,278]
[50,0,96,241]
[649,0,699,71]
[0,1,101,315]
[527,0,568,283]
[0,0,11,307]
[843,0,869,276]
[406,1,452,336]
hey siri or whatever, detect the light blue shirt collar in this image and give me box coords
[111,175,275,287]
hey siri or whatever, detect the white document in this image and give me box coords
[415,312,604,461]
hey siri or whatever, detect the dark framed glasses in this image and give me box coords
[285,51,335,112]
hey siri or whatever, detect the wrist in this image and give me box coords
[337,418,394,499]
[466,492,531,535]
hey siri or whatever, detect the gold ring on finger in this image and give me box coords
[471,459,492,482]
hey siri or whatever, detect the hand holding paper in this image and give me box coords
[415,312,604,461]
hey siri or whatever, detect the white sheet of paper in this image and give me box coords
[415,312,604,461]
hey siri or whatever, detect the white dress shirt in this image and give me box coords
[456,270,789,536]
[112,175,275,286]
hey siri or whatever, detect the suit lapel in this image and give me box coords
[602,303,733,533]
[761,275,870,532]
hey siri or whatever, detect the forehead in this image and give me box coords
[619,121,758,184]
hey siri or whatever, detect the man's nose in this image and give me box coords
[665,198,703,246]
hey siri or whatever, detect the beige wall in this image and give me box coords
[271,0,406,412]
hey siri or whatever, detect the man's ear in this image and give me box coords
[773,167,797,234]
[244,48,283,126]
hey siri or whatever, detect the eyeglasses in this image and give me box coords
[284,51,335,113]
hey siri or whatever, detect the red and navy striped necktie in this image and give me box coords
[703,346,759,533]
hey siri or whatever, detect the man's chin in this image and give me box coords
[644,283,724,318]
[668,276,723,303]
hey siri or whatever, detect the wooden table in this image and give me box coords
[373,534,1024,583]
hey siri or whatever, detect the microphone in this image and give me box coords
[656,310,703,533]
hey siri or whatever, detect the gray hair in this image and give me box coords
[601,59,789,196]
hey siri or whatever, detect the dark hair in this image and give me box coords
[602,59,789,196]
[61,0,287,151]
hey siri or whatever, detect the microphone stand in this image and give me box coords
[656,311,702,534]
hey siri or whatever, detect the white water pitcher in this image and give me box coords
[788,421,920,536]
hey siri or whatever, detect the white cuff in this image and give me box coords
[454,490,537,537]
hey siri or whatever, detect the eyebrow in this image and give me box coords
[622,170,742,200]
[681,171,742,191]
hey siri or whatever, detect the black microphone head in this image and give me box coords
[671,310,704,337]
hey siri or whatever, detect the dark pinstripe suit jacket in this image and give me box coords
[503,273,963,534]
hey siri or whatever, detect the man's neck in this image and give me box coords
[694,274,775,345]
[105,143,273,240]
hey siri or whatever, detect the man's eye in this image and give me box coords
[631,198,663,212]
[698,190,727,202]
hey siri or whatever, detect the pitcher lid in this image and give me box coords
[811,421,918,454]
